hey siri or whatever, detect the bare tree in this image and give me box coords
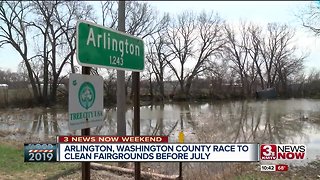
[125,1,160,38]
[57,1,95,74]
[274,54,306,96]
[0,1,41,103]
[99,1,162,102]
[224,21,252,97]
[166,11,225,98]
[248,24,264,89]
[100,1,117,28]
[0,69,27,84]
[303,68,320,97]
[222,21,306,98]
[204,58,230,98]
[140,62,154,100]
[28,0,95,105]
[103,69,117,105]
[259,23,306,94]
[99,1,162,40]
[165,11,196,98]
[145,13,170,101]
[28,0,57,105]
[0,0,95,105]
[186,11,225,95]
[297,2,320,36]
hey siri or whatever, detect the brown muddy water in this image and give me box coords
[0,98,320,174]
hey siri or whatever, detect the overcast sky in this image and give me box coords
[148,1,320,73]
[1,1,319,73]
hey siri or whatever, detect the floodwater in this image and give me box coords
[1,98,320,167]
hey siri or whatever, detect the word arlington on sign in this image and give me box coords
[76,20,144,71]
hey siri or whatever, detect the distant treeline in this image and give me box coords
[0,1,319,107]
[1,68,320,108]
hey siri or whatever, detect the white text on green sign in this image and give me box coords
[76,20,144,71]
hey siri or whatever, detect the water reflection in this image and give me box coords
[0,99,320,162]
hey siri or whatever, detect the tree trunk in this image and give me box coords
[25,60,40,104]
[159,76,164,102]
[185,77,193,98]
[43,31,49,106]
[50,76,58,104]
[148,75,153,101]
[70,56,76,73]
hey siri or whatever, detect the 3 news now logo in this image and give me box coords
[260,144,306,160]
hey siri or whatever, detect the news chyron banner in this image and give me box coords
[26,136,307,163]
[54,136,259,162]
[59,143,259,162]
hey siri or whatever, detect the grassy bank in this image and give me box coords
[0,140,79,180]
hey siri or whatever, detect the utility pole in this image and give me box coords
[117,0,126,169]
[117,1,126,138]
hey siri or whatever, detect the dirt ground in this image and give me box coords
[54,162,320,180]
[57,169,134,180]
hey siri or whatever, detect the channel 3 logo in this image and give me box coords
[260,144,277,160]
[260,144,306,160]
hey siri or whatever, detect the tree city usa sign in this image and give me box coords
[69,74,104,130]
[76,20,144,71]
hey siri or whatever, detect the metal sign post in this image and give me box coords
[82,66,91,180]
[178,131,184,180]
[133,71,141,180]
[75,1,144,179]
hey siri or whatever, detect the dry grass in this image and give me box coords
[0,88,33,107]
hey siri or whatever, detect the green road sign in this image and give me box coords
[76,20,144,72]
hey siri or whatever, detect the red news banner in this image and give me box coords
[57,136,168,143]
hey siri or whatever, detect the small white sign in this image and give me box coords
[69,73,104,130]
